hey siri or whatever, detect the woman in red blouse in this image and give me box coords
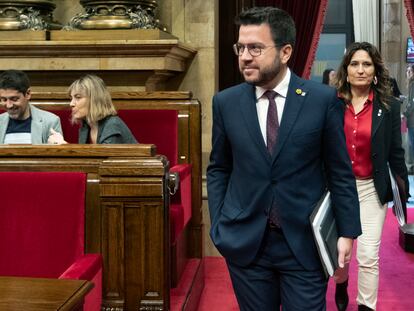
[333,42,409,311]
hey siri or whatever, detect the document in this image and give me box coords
[388,167,406,226]
[310,191,339,277]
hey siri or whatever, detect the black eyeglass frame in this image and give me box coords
[232,43,287,57]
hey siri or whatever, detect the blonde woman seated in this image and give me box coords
[48,74,137,144]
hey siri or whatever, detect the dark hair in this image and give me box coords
[408,64,414,83]
[236,6,296,49]
[322,68,334,85]
[335,42,391,108]
[389,77,401,98]
[0,70,30,94]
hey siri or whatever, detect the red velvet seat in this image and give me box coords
[117,110,193,287]
[35,107,192,289]
[53,109,193,246]
[170,163,192,243]
[0,172,102,310]
[117,110,192,244]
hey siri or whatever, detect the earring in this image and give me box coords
[346,76,349,83]
[373,76,378,85]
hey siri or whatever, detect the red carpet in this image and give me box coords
[171,259,200,310]
[198,209,414,310]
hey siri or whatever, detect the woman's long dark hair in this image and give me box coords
[322,68,334,85]
[335,42,392,108]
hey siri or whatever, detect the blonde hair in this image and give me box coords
[68,74,117,124]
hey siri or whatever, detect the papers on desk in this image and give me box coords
[310,191,339,277]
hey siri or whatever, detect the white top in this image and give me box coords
[4,133,31,144]
[255,69,291,145]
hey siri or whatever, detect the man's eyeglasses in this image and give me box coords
[233,43,284,57]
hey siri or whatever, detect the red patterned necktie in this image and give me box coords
[264,90,279,155]
[264,90,281,227]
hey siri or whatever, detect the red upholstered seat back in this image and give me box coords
[51,109,179,167]
[0,172,86,278]
[52,110,80,144]
[117,109,178,167]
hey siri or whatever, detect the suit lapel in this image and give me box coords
[30,105,43,144]
[273,74,307,161]
[371,96,384,139]
[0,113,8,143]
[238,83,272,162]
[79,122,89,143]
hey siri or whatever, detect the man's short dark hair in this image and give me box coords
[0,70,31,94]
[236,6,296,49]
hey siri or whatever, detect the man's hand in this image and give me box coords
[337,237,354,268]
[48,128,67,145]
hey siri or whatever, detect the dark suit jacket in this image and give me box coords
[207,73,362,270]
[368,95,409,204]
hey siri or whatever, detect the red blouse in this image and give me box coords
[343,90,374,179]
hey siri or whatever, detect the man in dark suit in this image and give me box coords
[207,7,362,310]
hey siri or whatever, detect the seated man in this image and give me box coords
[0,70,62,144]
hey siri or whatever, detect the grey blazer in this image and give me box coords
[0,104,62,144]
[78,115,137,144]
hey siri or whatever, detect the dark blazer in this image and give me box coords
[207,73,362,270]
[79,115,137,144]
[367,94,409,204]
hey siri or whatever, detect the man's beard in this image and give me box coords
[241,58,281,87]
[7,106,28,120]
[7,108,23,120]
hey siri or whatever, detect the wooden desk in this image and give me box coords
[0,276,93,311]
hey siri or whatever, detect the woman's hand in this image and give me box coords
[48,128,68,145]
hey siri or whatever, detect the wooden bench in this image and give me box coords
[0,170,102,310]
[0,91,203,309]
[0,276,93,311]
[0,145,172,310]
[30,91,203,288]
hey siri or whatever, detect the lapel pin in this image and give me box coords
[378,109,382,117]
[295,88,306,96]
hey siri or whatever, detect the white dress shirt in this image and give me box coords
[255,69,291,146]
